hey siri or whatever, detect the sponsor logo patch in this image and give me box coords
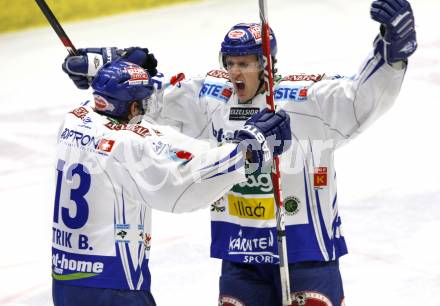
[94,95,115,112]
[70,107,89,120]
[207,70,230,80]
[199,82,232,102]
[228,29,246,39]
[282,74,323,82]
[115,224,130,242]
[228,194,275,220]
[228,229,276,260]
[229,107,260,121]
[59,128,115,155]
[248,24,262,42]
[105,122,151,137]
[313,167,328,188]
[274,86,308,102]
[284,196,301,216]
[52,252,104,277]
[124,65,149,85]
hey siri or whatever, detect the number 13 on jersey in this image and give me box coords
[53,159,92,251]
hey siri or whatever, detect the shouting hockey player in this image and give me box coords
[62,0,417,304]
[52,60,291,306]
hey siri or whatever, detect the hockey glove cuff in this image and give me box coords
[62,47,118,89]
[371,0,417,64]
[235,109,292,173]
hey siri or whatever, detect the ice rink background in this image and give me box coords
[0,0,439,305]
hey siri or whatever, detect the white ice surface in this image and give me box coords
[0,0,439,305]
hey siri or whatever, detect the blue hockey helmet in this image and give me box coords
[91,60,154,118]
[220,23,277,68]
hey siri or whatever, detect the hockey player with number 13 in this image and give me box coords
[52,59,291,306]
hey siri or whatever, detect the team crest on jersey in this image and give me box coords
[283,195,301,216]
[292,291,333,306]
[115,224,130,242]
[219,295,245,306]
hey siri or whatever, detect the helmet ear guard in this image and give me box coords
[91,60,154,119]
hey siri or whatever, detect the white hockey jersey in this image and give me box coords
[150,50,406,265]
[51,103,246,290]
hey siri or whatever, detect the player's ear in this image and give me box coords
[127,101,143,122]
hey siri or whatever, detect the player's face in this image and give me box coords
[225,55,262,102]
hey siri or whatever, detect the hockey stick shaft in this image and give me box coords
[258,1,292,305]
[35,0,77,55]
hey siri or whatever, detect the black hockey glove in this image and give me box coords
[371,0,417,63]
[235,108,291,173]
[120,47,158,77]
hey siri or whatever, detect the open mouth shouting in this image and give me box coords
[225,55,263,103]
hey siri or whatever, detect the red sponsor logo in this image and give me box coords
[207,70,230,80]
[70,107,89,120]
[248,24,262,41]
[170,72,185,86]
[299,88,308,97]
[282,74,324,82]
[175,150,193,161]
[221,88,233,98]
[313,167,328,188]
[94,95,114,111]
[124,66,149,83]
[228,29,246,39]
[105,123,151,137]
[98,139,115,152]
